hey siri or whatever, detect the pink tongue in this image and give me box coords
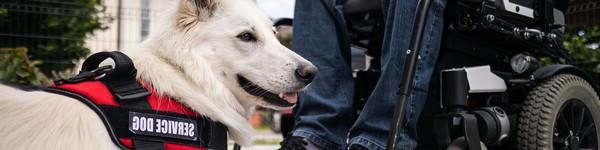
[282,93,298,104]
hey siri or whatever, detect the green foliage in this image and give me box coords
[563,26,600,73]
[0,0,111,75]
[0,47,49,86]
[0,8,7,17]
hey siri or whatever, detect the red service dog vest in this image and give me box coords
[43,51,228,150]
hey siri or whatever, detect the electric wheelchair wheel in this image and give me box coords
[517,74,600,150]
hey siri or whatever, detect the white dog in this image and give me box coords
[0,0,317,149]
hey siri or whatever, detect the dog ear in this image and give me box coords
[177,0,219,29]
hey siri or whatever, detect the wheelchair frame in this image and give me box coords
[383,0,598,149]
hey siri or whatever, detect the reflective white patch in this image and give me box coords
[503,0,534,18]
[129,112,198,141]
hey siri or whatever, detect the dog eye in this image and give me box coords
[237,32,256,42]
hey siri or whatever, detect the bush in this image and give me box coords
[0,47,49,86]
[0,0,111,75]
[563,26,600,73]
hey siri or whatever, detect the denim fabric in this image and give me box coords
[291,0,355,149]
[291,0,446,149]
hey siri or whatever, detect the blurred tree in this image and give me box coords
[563,26,600,73]
[0,0,111,76]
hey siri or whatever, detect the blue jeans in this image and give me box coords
[291,0,446,149]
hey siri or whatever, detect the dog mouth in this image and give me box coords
[237,75,297,107]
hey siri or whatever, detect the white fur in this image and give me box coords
[0,0,313,149]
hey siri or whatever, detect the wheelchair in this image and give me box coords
[342,0,600,149]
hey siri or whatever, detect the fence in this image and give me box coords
[0,0,169,72]
[1,0,599,74]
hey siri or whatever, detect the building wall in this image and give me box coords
[85,0,172,53]
[566,0,600,28]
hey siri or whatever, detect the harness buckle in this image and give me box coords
[54,65,113,85]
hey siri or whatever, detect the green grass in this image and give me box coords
[254,139,282,145]
[254,124,271,131]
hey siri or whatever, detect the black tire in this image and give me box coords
[517,74,600,150]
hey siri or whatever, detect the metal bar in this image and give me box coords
[116,0,123,50]
[385,0,433,149]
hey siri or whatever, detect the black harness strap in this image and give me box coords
[80,51,152,108]
[133,136,165,150]
[73,51,160,149]
[99,105,220,147]
[103,77,152,109]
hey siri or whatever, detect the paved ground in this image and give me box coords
[229,145,280,150]
[228,130,283,150]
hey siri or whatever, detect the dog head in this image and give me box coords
[155,0,317,109]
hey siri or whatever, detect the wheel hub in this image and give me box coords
[566,133,581,150]
[553,99,597,150]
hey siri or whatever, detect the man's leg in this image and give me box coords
[348,0,447,149]
[289,0,354,149]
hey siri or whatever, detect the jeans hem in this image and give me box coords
[349,134,417,150]
[349,136,385,150]
[293,129,345,150]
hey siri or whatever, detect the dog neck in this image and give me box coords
[122,46,254,145]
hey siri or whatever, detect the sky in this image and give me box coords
[256,0,295,20]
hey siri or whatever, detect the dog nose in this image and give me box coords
[295,65,318,84]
